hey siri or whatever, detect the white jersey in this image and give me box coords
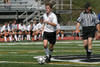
[0,26,4,32]
[18,24,22,30]
[8,24,12,31]
[36,23,44,30]
[22,25,26,31]
[43,12,58,32]
[27,24,31,31]
[2,25,8,31]
[18,24,24,31]
[32,24,37,31]
[12,24,17,30]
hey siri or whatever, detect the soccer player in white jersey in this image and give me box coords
[26,23,32,41]
[8,22,13,42]
[17,23,23,41]
[0,24,3,38]
[56,24,64,40]
[42,3,58,63]
[23,23,27,41]
[12,20,18,41]
[35,17,44,40]
[2,22,8,42]
[32,19,38,41]
[20,23,25,41]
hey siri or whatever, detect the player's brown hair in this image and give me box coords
[46,3,53,9]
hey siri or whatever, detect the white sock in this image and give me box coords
[14,35,18,41]
[28,35,31,40]
[61,34,64,39]
[9,36,12,41]
[21,35,23,41]
[49,50,53,56]
[39,34,41,39]
[57,34,60,39]
[4,37,7,42]
[44,47,49,57]
[34,35,37,40]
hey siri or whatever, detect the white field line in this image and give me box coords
[78,44,100,46]
[0,54,37,56]
[0,61,100,66]
[0,40,100,45]
[0,46,100,48]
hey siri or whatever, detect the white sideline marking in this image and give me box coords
[0,61,97,66]
[0,40,100,45]
[34,56,100,65]
[78,44,100,46]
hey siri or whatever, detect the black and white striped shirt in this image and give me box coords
[77,11,99,27]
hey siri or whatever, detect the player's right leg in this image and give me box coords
[43,39,50,63]
[43,32,50,63]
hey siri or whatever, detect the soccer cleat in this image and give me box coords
[86,52,91,60]
[48,55,51,62]
[45,55,51,63]
[45,56,49,63]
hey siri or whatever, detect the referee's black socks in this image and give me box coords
[84,45,88,52]
[87,49,92,59]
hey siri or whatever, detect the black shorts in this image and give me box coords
[82,26,96,40]
[43,31,56,45]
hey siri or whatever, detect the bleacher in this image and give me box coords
[0,0,45,11]
[0,0,45,23]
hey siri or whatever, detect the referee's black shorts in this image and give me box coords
[82,26,96,40]
[43,31,56,45]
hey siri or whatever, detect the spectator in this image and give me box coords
[98,13,100,21]
[3,0,10,4]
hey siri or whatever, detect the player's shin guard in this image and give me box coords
[18,35,21,41]
[21,35,23,41]
[4,36,7,42]
[39,34,41,40]
[57,34,60,40]
[9,36,12,42]
[44,47,49,57]
[28,35,31,41]
[14,35,18,41]
[34,35,37,40]
[49,50,53,56]
[44,47,51,63]
[61,34,64,40]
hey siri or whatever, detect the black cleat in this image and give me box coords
[45,55,51,63]
[48,55,51,62]
[86,51,91,61]
[45,56,49,63]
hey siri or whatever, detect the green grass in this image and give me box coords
[0,40,100,67]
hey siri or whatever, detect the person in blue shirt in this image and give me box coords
[98,13,100,21]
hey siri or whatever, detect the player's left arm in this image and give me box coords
[44,21,57,26]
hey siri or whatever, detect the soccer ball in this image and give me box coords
[37,56,45,64]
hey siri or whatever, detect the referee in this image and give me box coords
[43,3,58,63]
[76,2,100,60]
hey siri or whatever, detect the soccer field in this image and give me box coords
[0,40,100,67]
